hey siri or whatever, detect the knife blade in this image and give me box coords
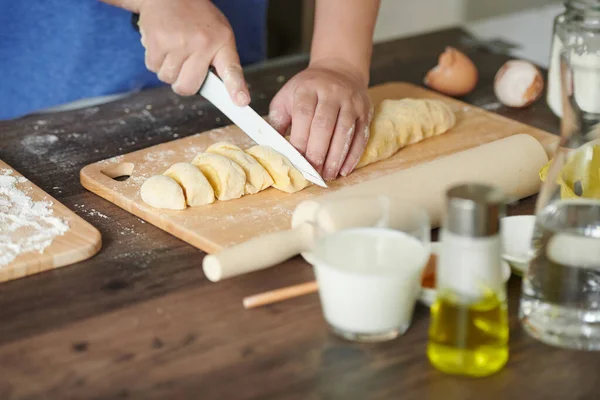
[199,71,327,188]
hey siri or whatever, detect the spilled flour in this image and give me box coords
[0,169,69,267]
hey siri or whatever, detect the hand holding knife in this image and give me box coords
[131,13,327,188]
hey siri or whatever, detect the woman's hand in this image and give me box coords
[137,0,250,104]
[269,58,373,180]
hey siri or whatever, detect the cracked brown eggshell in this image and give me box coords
[424,47,478,97]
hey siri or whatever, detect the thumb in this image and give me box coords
[268,87,293,135]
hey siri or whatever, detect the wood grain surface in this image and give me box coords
[1,28,598,400]
[81,82,557,254]
[0,160,101,283]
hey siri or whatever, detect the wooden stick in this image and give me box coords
[243,281,318,309]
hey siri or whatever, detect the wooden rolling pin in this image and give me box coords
[202,134,550,282]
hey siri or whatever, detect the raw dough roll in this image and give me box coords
[141,175,187,210]
[192,153,246,201]
[246,145,310,193]
[206,142,273,194]
[357,98,456,168]
[164,162,215,206]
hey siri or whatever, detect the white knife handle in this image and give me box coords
[202,223,314,282]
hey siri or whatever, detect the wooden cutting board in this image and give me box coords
[80,82,557,254]
[0,161,102,282]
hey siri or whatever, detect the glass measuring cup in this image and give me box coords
[306,196,431,342]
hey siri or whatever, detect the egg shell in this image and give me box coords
[494,60,544,108]
[424,47,478,97]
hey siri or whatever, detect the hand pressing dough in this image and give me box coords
[141,175,187,210]
[206,142,273,194]
[164,162,215,206]
[192,153,246,201]
[357,98,456,168]
[246,145,309,193]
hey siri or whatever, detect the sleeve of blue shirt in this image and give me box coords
[0,0,267,120]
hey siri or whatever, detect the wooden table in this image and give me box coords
[0,28,598,400]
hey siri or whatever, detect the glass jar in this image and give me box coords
[547,1,600,117]
[520,0,600,351]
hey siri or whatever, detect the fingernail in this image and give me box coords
[340,160,358,177]
[268,110,284,129]
[310,155,325,168]
[237,91,249,105]
[324,167,337,181]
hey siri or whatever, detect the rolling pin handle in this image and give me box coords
[202,223,315,282]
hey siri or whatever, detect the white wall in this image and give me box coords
[464,0,555,21]
[374,0,464,42]
[373,0,557,43]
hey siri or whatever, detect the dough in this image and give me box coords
[140,175,187,210]
[357,98,456,168]
[164,162,215,206]
[246,145,309,193]
[192,153,246,201]
[206,142,273,194]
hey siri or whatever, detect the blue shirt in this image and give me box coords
[0,0,267,120]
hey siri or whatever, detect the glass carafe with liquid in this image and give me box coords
[520,6,600,349]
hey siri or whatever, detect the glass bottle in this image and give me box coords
[547,1,600,117]
[428,184,509,377]
[520,1,600,350]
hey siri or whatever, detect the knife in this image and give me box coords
[199,72,327,188]
[130,13,327,188]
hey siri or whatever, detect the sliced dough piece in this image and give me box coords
[356,98,456,168]
[246,145,309,193]
[164,162,215,206]
[206,142,273,194]
[191,153,246,201]
[141,175,186,210]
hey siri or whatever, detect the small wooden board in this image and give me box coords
[1,161,102,283]
[80,82,557,254]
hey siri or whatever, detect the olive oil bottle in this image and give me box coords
[428,289,509,377]
[428,184,509,377]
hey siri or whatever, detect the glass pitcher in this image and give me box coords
[519,2,600,350]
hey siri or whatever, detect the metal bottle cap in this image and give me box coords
[445,184,506,237]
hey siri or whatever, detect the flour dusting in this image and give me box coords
[141,109,156,122]
[22,134,59,155]
[144,149,176,163]
[157,126,172,133]
[184,145,205,159]
[101,155,124,164]
[481,102,503,111]
[0,169,69,267]
[202,128,256,149]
